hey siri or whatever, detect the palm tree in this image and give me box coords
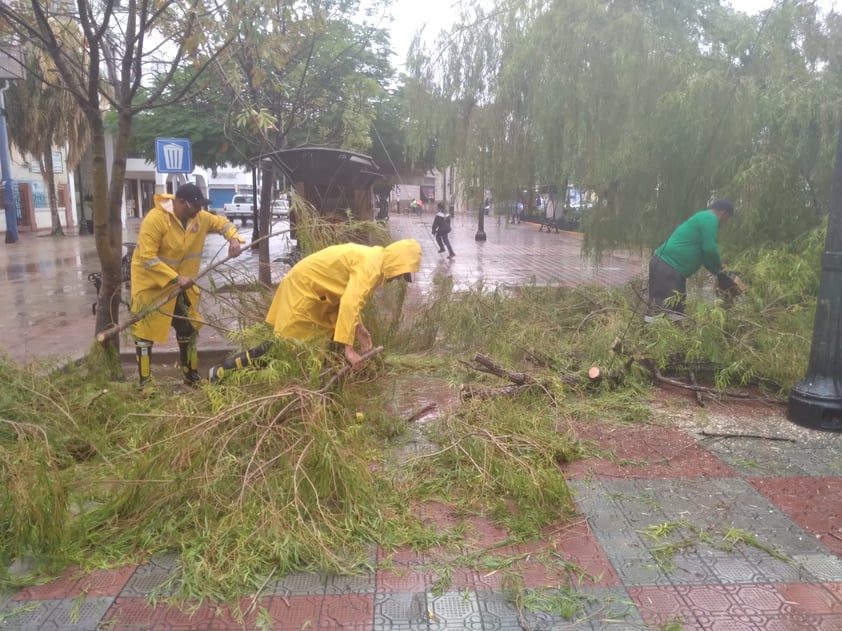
[5,44,89,236]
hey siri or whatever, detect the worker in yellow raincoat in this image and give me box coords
[207,238,422,382]
[131,183,244,386]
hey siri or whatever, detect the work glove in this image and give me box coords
[716,271,746,300]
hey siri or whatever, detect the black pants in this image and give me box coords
[648,254,686,315]
[435,232,454,256]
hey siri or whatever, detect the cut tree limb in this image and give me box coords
[406,403,437,423]
[689,372,705,407]
[319,346,384,391]
[467,353,537,385]
[460,383,532,401]
[653,368,786,405]
[96,230,285,344]
[699,431,796,442]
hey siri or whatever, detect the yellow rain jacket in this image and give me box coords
[265,239,422,346]
[131,194,243,342]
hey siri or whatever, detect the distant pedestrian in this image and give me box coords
[647,199,735,321]
[131,183,244,387]
[432,202,455,258]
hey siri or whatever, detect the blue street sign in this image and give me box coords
[155,138,193,173]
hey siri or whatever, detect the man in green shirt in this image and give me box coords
[647,199,734,320]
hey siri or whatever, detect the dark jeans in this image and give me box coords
[435,232,454,256]
[648,254,686,315]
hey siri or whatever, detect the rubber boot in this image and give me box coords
[178,333,201,386]
[208,343,272,383]
[135,339,153,387]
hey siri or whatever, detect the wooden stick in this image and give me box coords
[689,371,705,407]
[406,403,437,423]
[699,431,796,442]
[319,346,384,391]
[459,383,532,401]
[96,230,284,344]
[653,369,786,405]
[471,353,536,385]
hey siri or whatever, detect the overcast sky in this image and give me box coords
[386,0,838,70]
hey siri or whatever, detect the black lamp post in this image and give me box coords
[475,193,487,242]
[475,148,488,242]
[788,114,842,432]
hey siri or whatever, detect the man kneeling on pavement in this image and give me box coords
[208,238,423,382]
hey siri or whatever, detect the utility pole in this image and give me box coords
[788,114,842,432]
[0,59,20,244]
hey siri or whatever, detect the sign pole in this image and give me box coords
[0,85,18,243]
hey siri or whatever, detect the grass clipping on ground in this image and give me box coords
[0,219,820,602]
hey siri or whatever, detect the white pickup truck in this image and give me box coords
[222,194,255,225]
[222,195,289,225]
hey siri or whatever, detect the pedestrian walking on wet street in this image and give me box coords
[432,202,455,258]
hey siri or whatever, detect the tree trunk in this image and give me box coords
[43,138,65,236]
[258,161,274,287]
[90,115,123,376]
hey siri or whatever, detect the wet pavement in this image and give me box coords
[1,214,841,630]
[0,213,642,366]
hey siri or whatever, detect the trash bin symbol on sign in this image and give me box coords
[163,143,183,170]
[155,138,193,173]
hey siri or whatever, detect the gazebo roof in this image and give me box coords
[260,147,383,191]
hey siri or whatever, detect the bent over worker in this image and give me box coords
[131,183,244,386]
[647,198,734,321]
[208,238,422,382]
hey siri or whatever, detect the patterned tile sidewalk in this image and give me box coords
[2,395,840,630]
[2,215,841,630]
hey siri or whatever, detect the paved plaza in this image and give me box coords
[0,213,644,365]
[1,214,841,630]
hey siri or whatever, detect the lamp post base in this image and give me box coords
[788,377,842,432]
[475,230,487,242]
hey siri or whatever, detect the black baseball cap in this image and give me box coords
[709,199,735,215]
[175,183,211,207]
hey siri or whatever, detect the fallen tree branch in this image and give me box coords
[652,368,786,405]
[471,353,537,385]
[96,230,286,344]
[459,383,532,401]
[689,372,704,407]
[699,431,796,442]
[319,346,384,391]
[406,403,437,423]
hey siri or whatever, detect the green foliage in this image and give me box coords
[292,200,391,256]
[129,6,396,169]
[406,0,842,252]
[0,228,823,602]
[404,396,577,539]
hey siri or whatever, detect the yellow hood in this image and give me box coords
[152,193,177,216]
[382,239,422,281]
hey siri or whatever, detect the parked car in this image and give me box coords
[271,199,290,219]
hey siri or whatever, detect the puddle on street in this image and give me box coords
[386,376,460,423]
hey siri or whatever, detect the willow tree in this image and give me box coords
[129,0,394,284]
[0,0,234,369]
[405,0,842,257]
[5,41,89,236]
